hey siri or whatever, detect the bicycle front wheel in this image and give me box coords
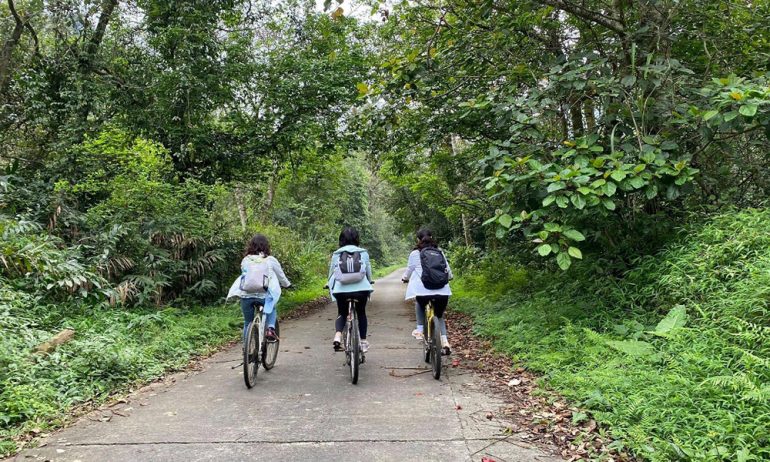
[243,320,260,388]
[430,316,442,380]
[349,318,360,384]
[262,320,280,370]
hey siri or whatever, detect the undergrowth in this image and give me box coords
[0,279,326,457]
[452,209,770,461]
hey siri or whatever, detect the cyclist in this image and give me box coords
[328,227,374,353]
[228,234,291,342]
[401,228,453,355]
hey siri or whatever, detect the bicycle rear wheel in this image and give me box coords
[430,316,442,380]
[262,320,280,370]
[243,319,260,388]
[423,316,431,363]
[349,316,360,384]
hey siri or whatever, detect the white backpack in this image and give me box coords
[240,256,270,294]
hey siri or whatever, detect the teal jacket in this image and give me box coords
[327,245,374,301]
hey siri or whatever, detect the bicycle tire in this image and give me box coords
[423,310,431,363]
[431,316,442,380]
[349,312,360,384]
[262,320,280,370]
[243,318,260,388]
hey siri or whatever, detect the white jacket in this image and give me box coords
[401,249,453,300]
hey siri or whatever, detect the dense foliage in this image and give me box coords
[452,209,770,461]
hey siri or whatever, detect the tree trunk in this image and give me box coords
[34,328,76,354]
[570,97,584,137]
[262,156,280,221]
[0,0,26,94]
[234,184,248,232]
[584,98,596,132]
[461,213,472,247]
[79,0,119,73]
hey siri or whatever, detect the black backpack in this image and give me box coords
[420,247,449,289]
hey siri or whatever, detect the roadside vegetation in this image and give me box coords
[450,209,770,461]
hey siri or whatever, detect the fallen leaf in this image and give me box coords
[508,378,522,387]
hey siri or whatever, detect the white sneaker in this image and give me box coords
[412,329,424,340]
[360,340,370,353]
[441,336,451,355]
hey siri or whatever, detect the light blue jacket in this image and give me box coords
[327,245,374,301]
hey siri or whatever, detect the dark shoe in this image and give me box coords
[442,346,451,356]
[333,340,343,352]
[266,327,278,341]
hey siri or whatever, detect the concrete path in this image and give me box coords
[13,271,561,462]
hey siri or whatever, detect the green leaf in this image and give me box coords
[556,195,569,208]
[547,181,566,192]
[702,109,719,121]
[602,198,616,210]
[602,182,617,196]
[542,195,556,206]
[537,244,552,256]
[621,75,636,87]
[606,340,654,357]
[645,185,658,199]
[556,252,571,270]
[356,82,369,95]
[610,170,626,182]
[563,229,586,241]
[628,176,645,189]
[570,194,586,209]
[653,305,688,336]
[568,246,583,259]
[723,111,739,122]
[543,222,562,232]
[739,104,758,117]
[499,213,513,229]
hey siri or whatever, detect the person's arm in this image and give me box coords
[402,250,418,281]
[328,253,337,280]
[364,251,373,283]
[270,257,291,287]
[444,253,454,280]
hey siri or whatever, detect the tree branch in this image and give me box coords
[536,0,626,37]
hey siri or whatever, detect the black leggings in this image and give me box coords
[335,291,369,339]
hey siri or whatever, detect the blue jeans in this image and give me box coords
[240,297,277,341]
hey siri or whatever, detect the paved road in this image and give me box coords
[13,271,560,462]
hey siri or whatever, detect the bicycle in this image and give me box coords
[420,297,443,380]
[243,300,280,389]
[325,284,372,385]
[403,279,443,380]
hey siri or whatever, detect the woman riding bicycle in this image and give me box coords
[328,227,374,353]
[401,228,453,355]
[229,234,291,342]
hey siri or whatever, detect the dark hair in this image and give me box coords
[415,228,438,250]
[245,234,271,256]
[339,227,360,247]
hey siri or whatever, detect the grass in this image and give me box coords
[452,209,770,461]
[0,278,327,457]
